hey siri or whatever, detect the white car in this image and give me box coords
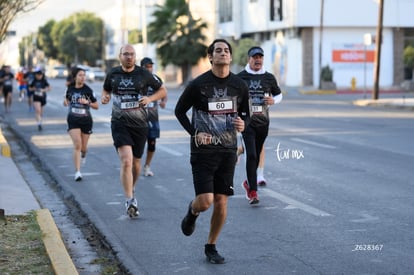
[47,65,68,78]
[87,67,106,81]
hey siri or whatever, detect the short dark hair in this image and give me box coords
[207,39,232,56]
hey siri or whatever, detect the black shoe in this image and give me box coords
[205,244,225,264]
[181,201,198,236]
[38,124,42,131]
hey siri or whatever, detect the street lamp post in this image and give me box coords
[363,33,373,99]
[372,0,384,100]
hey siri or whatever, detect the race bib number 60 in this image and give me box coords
[208,97,237,115]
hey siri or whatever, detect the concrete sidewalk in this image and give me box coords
[0,127,78,275]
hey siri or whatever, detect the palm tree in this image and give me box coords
[147,0,208,84]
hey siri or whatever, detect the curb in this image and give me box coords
[0,127,78,274]
[0,128,11,157]
[36,209,79,275]
[299,88,412,95]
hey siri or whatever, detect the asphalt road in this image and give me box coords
[2,78,414,275]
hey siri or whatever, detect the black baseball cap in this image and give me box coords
[140,57,154,66]
[248,47,264,57]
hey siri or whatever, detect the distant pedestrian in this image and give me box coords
[28,69,51,131]
[175,38,250,264]
[140,57,168,177]
[101,44,167,218]
[24,66,35,111]
[237,46,282,204]
[0,65,4,103]
[63,67,99,181]
[0,65,14,113]
[15,67,28,102]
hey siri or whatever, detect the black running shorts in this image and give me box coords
[111,120,148,158]
[67,115,93,134]
[190,151,237,196]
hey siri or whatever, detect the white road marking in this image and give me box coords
[66,172,101,177]
[350,213,379,223]
[106,202,121,205]
[157,144,184,156]
[262,189,332,217]
[291,137,336,149]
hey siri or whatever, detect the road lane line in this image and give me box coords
[291,137,337,149]
[157,144,184,156]
[262,189,332,217]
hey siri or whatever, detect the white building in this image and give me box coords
[216,0,414,88]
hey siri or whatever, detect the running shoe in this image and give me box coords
[205,244,225,264]
[74,171,82,181]
[242,180,251,200]
[249,190,259,205]
[181,201,198,236]
[125,198,139,218]
[257,175,267,186]
[144,165,154,177]
[38,124,42,131]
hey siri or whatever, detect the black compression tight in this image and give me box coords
[242,125,268,191]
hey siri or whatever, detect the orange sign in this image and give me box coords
[332,50,375,63]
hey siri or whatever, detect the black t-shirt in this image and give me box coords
[175,70,250,152]
[103,65,162,128]
[237,70,281,127]
[146,74,163,123]
[1,72,14,89]
[24,72,35,85]
[29,78,50,98]
[65,84,97,119]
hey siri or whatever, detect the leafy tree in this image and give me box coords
[0,0,44,43]
[232,38,257,67]
[37,20,58,60]
[147,0,208,84]
[403,45,414,69]
[128,29,142,44]
[18,34,37,67]
[50,12,103,65]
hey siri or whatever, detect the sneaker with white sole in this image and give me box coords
[144,165,154,177]
[257,175,267,186]
[249,190,259,205]
[74,171,82,181]
[242,180,251,200]
[125,198,139,218]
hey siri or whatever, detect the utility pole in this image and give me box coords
[372,0,384,100]
[318,0,324,89]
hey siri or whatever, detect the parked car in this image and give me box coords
[47,65,68,79]
[87,67,106,81]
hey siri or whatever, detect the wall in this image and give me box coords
[312,27,393,87]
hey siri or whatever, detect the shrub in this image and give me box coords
[321,65,333,82]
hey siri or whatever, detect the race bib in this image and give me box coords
[208,97,237,115]
[120,101,140,109]
[71,107,86,115]
[251,105,263,113]
[34,90,43,96]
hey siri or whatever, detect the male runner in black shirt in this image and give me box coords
[101,44,167,218]
[237,46,282,204]
[175,39,250,264]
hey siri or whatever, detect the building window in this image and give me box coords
[270,0,283,21]
[219,0,232,23]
